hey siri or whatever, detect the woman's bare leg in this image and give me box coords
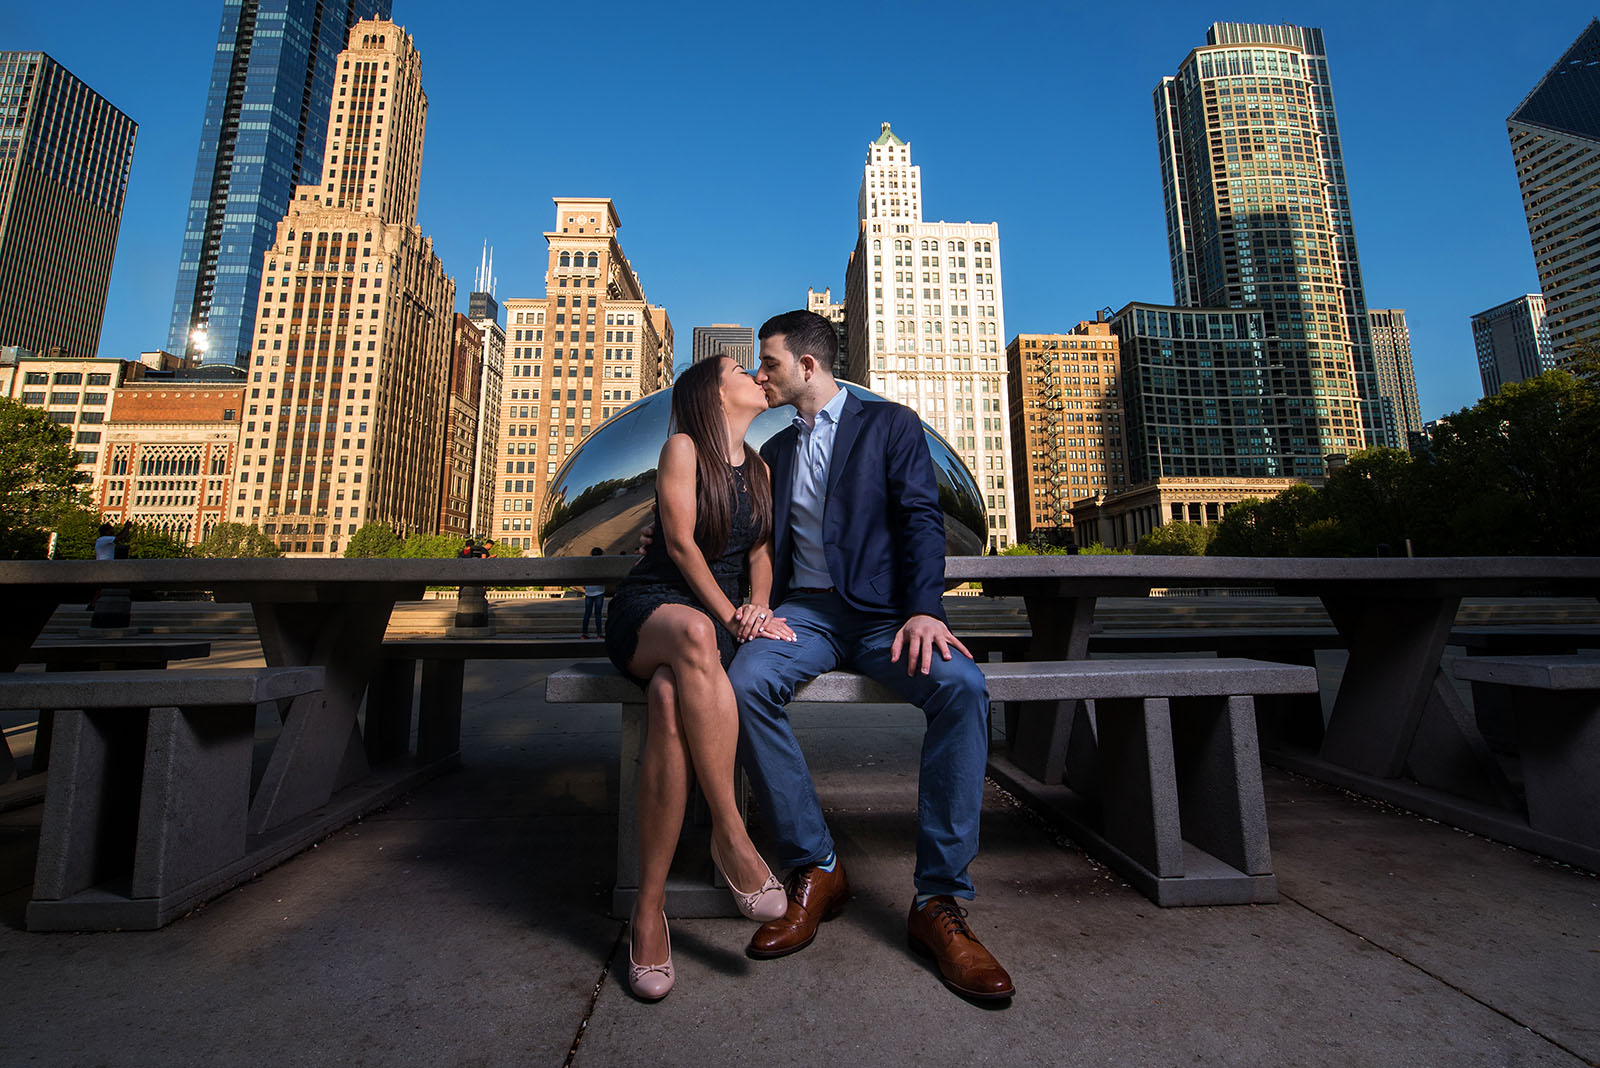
[628,604,771,894]
[632,665,687,965]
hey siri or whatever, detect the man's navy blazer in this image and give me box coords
[761,389,948,623]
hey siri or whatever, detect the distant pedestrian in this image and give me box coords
[458,539,477,559]
[94,523,118,561]
[581,546,606,638]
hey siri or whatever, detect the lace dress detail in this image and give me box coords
[604,463,757,685]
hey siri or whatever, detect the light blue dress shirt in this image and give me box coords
[788,386,848,590]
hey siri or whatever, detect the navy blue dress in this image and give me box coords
[604,463,755,687]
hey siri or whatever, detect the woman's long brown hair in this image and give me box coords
[668,357,772,560]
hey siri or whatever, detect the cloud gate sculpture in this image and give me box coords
[538,382,988,558]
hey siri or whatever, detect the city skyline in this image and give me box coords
[11,1,1597,425]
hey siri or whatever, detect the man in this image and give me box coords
[727,309,1013,1001]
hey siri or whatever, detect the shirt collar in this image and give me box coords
[792,386,847,434]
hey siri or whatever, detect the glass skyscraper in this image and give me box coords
[168,0,390,370]
[1508,20,1600,359]
[1155,23,1380,466]
[0,52,136,362]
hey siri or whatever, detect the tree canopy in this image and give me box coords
[195,522,282,558]
[1204,356,1600,556]
[0,397,87,558]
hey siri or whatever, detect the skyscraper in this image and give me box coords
[690,324,754,368]
[169,0,391,371]
[1367,309,1422,444]
[1006,320,1126,543]
[467,247,504,539]
[490,198,674,553]
[844,123,1016,550]
[1471,294,1556,397]
[1508,19,1600,359]
[805,286,849,380]
[228,20,454,556]
[1156,23,1376,464]
[0,52,137,361]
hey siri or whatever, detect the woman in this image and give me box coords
[604,355,795,1001]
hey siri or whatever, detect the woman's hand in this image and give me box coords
[731,603,796,643]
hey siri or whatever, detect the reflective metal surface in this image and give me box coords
[539,382,988,558]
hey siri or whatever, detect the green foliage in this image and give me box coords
[127,524,191,559]
[1002,543,1072,556]
[344,522,401,558]
[1207,484,1326,557]
[397,533,464,559]
[1202,357,1600,556]
[1078,542,1133,555]
[1419,359,1600,555]
[487,539,522,558]
[195,522,282,558]
[49,507,104,560]
[1135,520,1214,556]
[0,397,88,558]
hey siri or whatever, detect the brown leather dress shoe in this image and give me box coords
[747,860,851,959]
[906,896,1015,1000]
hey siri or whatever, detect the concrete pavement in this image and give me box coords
[1,645,1596,1066]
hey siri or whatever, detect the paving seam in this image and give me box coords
[564,922,626,1067]
[1275,889,1595,1066]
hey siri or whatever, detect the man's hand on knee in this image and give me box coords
[890,614,973,676]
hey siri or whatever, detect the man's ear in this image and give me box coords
[799,353,817,379]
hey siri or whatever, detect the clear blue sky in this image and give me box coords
[12,1,1597,421]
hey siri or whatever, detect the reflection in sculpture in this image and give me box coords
[539,383,987,558]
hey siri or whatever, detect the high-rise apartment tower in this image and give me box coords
[169,0,392,370]
[1471,294,1556,397]
[844,123,1015,550]
[491,198,674,553]
[1367,309,1422,444]
[228,20,454,556]
[1508,19,1600,359]
[1156,23,1377,463]
[1006,320,1126,543]
[691,324,754,368]
[0,53,136,361]
[468,246,504,538]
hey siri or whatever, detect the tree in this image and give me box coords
[195,522,282,558]
[344,522,400,558]
[1421,359,1600,555]
[127,523,191,559]
[398,532,466,558]
[1316,448,1427,556]
[1207,484,1326,556]
[487,539,522,558]
[48,506,104,560]
[1136,520,1214,556]
[0,397,88,558]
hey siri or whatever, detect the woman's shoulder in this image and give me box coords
[659,432,697,463]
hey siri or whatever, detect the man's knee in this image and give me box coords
[929,658,988,718]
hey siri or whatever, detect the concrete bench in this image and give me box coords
[1452,654,1600,869]
[1447,629,1600,754]
[3,641,213,781]
[367,637,602,765]
[0,666,325,931]
[546,657,1320,914]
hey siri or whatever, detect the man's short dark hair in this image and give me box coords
[759,309,838,370]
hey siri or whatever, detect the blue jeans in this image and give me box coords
[582,594,604,636]
[727,591,990,899]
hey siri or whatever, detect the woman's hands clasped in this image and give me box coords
[730,602,796,644]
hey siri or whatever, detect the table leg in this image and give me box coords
[248,599,394,835]
[1318,595,1457,777]
[1007,594,1096,784]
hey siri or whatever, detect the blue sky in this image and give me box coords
[11,1,1597,421]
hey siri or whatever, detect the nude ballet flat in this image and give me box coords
[710,839,787,922]
[628,910,674,1001]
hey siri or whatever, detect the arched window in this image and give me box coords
[587,253,598,268]
[559,252,571,267]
